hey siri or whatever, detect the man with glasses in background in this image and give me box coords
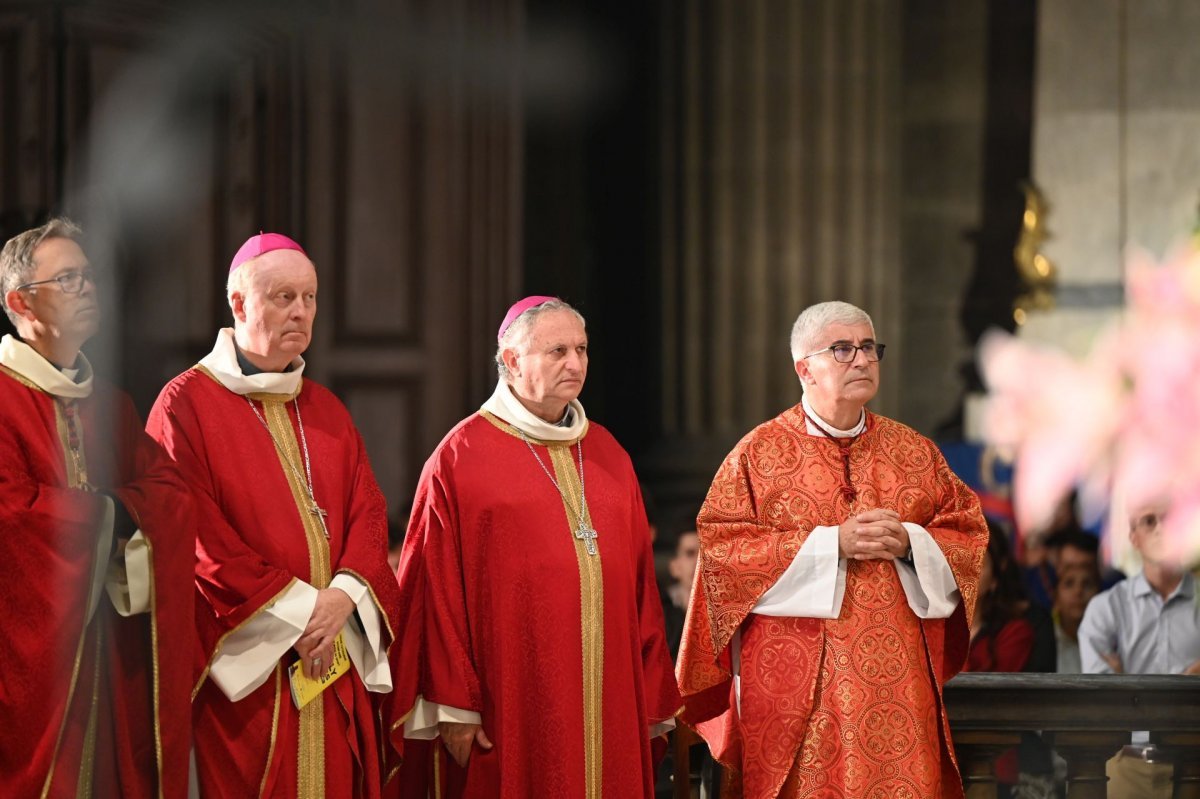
[1079,506,1200,798]
[677,300,988,798]
[0,218,193,797]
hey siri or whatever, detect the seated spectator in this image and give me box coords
[966,523,1057,799]
[969,523,1056,673]
[1052,562,1100,673]
[663,530,698,660]
[1079,505,1200,799]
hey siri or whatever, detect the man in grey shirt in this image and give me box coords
[1078,506,1200,798]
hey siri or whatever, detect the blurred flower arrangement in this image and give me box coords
[979,242,1200,570]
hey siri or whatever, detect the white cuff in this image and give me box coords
[402,695,482,740]
[893,523,960,619]
[210,580,318,701]
[649,718,676,738]
[105,531,150,616]
[87,496,116,623]
[752,525,846,618]
[330,573,392,693]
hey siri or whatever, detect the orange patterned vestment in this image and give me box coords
[676,406,987,799]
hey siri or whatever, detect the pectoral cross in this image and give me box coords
[309,501,330,539]
[575,522,599,556]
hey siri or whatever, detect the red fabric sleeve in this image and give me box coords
[145,381,295,666]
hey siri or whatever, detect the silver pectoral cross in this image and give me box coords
[575,522,599,556]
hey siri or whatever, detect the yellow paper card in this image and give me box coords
[288,632,350,709]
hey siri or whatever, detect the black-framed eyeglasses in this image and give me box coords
[15,269,96,295]
[802,342,886,363]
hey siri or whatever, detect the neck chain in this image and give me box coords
[517,429,599,556]
[802,409,861,504]
[247,396,329,539]
[59,399,94,491]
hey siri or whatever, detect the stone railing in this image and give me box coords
[672,673,1200,799]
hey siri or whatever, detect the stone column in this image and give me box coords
[1027,0,1200,354]
[650,0,903,508]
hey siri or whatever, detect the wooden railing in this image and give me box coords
[672,673,1200,799]
[946,673,1200,799]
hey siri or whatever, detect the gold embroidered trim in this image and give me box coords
[479,409,589,447]
[193,364,301,403]
[548,444,604,799]
[192,578,299,700]
[388,702,416,734]
[142,534,166,799]
[76,627,102,799]
[335,568,397,647]
[53,402,90,490]
[0,361,44,392]
[40,618,91,798]
[258,665,283,799]
[297,696,324,798]
[42,396,101,797]
[259,398,329,799]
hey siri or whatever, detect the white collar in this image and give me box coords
[801,393,865,438]
[481,380,588,442]
[0,334,93,399]
[197,328,305,396]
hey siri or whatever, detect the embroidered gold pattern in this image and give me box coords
[258,665,283,799]
[192,579,299,701]
[549,444,604,799]
[75,628,102,799]
[41,403,100,798]
[261,398,330,798]
[142,535,167,799]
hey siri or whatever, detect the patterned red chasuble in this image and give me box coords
[677,405,987,799]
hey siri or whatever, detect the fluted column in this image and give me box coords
[650,0,902,506]
[660,0,901,441]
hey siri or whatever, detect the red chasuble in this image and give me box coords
[388,412,680,798]
[147,367,404,798]
[0,367,193,798]
[677,407,987,799]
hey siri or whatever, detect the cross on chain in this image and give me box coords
[309,501,330,540]
[575,522,598,556]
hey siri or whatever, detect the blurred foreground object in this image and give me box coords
[980,243,1200,569]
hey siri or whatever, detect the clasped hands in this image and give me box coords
[294,587,355,680]
[838,508,910,562]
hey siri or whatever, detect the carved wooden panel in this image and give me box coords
[331,377,423,522]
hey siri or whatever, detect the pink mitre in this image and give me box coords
[229,232,308,273]
[497,295,559,342]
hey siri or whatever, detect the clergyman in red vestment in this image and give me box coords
[0,218,193,797]
[389,297,680,798]
[146,233,404,797]
[677,301,987,799]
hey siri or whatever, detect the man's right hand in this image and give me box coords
[439,721,493,768]
[838,508,907,560]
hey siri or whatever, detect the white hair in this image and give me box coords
[789,301,874,362]
[226,261,252,305]
[495,299,586,380]
[224,251,315,315]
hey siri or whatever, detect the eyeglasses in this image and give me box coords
[802,342,886,363]
[15,268,96,294]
